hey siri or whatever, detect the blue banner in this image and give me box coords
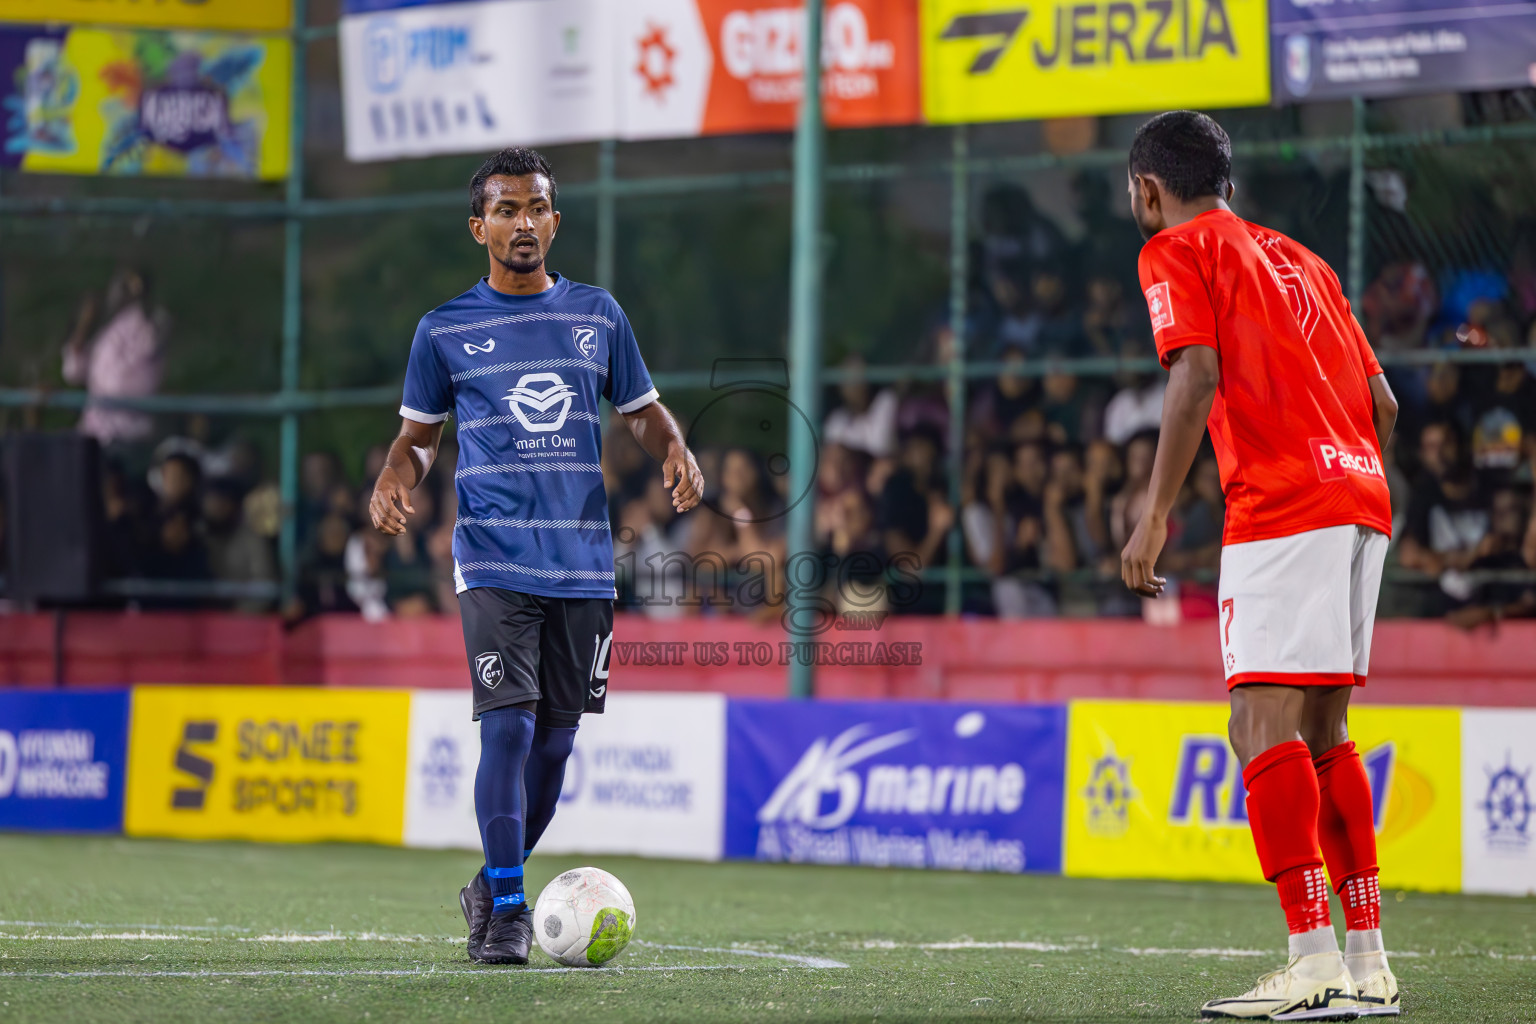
[0,690,130,833]
[1272,1,1536,103]
[726,700,1066,873]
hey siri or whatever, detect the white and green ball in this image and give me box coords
[533,866,637,967]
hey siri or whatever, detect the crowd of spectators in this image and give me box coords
[35,184,1536,627]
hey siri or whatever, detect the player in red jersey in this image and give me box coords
[1120,112,1400,1021]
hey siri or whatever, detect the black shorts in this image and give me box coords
[459,587,613,727]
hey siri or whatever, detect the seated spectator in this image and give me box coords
[823,355,898,460]
[877,429,953,606]
[1032,270,1086,356]
[151,452,202,522]
[1109,431,1158,551]
[969,345,1038,439]
[963,441,1053,617]
[825,487,887,615]
[1398,421,1490,611]
[1042,444,1108,573]
[1163,455,1224,576]
[1468,358,1536,482]
[384,483,437,616]
[615,475,695,618]
[1102,345,1166,446]
[1079,272,1134,359]
[985,260,1040,355]
[144,507,210,606]
[288,512,358,620]
[202,480,276,613]
[1361,260,1436,351]
[1446,488,1536,629]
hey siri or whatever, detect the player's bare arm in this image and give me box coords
[1120,344,1219,597]
[622,399,704,512]
[370,417,445,535]
[1367,372,1398,452]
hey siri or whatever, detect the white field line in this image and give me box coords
[0,919,249,933]
[633,941,847,970]
[854,940,1503,960]
[0,966,743,979]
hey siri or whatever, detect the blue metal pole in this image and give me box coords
[784,0,825,699]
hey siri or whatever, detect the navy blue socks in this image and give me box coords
[522,723,578,857]
[474,706,536,915]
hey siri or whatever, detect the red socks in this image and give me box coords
[1314,740,1382,930]
[1244,740,1330,934]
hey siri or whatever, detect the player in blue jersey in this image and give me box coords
[368,148,703,965]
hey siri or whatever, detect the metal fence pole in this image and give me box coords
[1347,95,1367,316]
[944,126,969,617]
[784,0,825,699]
[596,138,617,292]
[279,0,308,604]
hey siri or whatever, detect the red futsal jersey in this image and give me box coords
[1138,209,1392,545]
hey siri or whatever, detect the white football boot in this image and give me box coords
[1347,965,1400,1016]
[1200,952,1360,1020]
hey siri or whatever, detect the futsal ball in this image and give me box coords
[533,866,637,967]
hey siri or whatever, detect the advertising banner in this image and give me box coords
[617,0,921,140]
[919,0,1270,125]
[726,700,1066,873]
[338,0,618,162]
[1271,1,1536,104]
[0,690,130,833]
[339,0,920,159]
[1064,701,1461,892]
[124,687,411,844]
[0,0,291,32]
[1461,709,1536,896]
[0,26,291,180]
[403,692,728,861]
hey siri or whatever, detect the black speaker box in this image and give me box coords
[4,432,103,602]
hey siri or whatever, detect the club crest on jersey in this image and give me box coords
[1144,282,1174,332]
[505,372,577,431]
[572,325,598,360]
[475,652,504,689]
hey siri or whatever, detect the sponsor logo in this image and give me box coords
[1082,744,1134,838]
[938,11,1028,74]
[1144,282,1174,332]
[0,728,111,801]
[505,372,578,432]
[720,4,900,105]
[1480,751,1532,851]
[635,24,677,100]
[1164,736,1393,830]
[140,87,229,151]
[363,17,477,95]
[419,734,462,809]
[1284,32,1312,95]
[171,721,218,810]
[476,651,504,690]
[572,325,598,360]
[754,717,1030,870]
[1310,438,1385,483]
[464,338,495,356]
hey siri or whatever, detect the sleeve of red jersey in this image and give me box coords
[1317,259,1384,377]
[1137,236,1219,370]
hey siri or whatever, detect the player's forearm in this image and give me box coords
[1145,348,1219,522]
[385,432,434,490]
[1368,372,1398,452]
[622,400,688,463]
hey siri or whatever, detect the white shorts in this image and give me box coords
[1217,524,1389,690]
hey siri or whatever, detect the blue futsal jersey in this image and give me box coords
[400,274,657,600]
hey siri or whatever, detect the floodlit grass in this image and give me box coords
[0,835,1530,1022]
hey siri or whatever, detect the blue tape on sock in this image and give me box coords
[493,894,525,911]
[485,865,524,878]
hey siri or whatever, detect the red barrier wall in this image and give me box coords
[1,612,1532,706]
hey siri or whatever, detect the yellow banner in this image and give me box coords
[1064,701,1461,892]
[0,0,289,31]
[125,687,410,844]
[12,27,290,181]
[920,0,1270,124]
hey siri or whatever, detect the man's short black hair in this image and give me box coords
[469,147,557,217]
[1128,111,1231,202]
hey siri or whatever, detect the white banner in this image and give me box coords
[403,691,726,861]
[339,0,617,162]
[1461,708,1536,896]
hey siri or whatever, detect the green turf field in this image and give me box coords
[0,836,1530,1023]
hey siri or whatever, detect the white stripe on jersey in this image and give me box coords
[450,358,607,384]
[457,560,615,581]
[457,517,609,530]
[455,462,604,478]
[457,410,600,432]
[429,311,617,336]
